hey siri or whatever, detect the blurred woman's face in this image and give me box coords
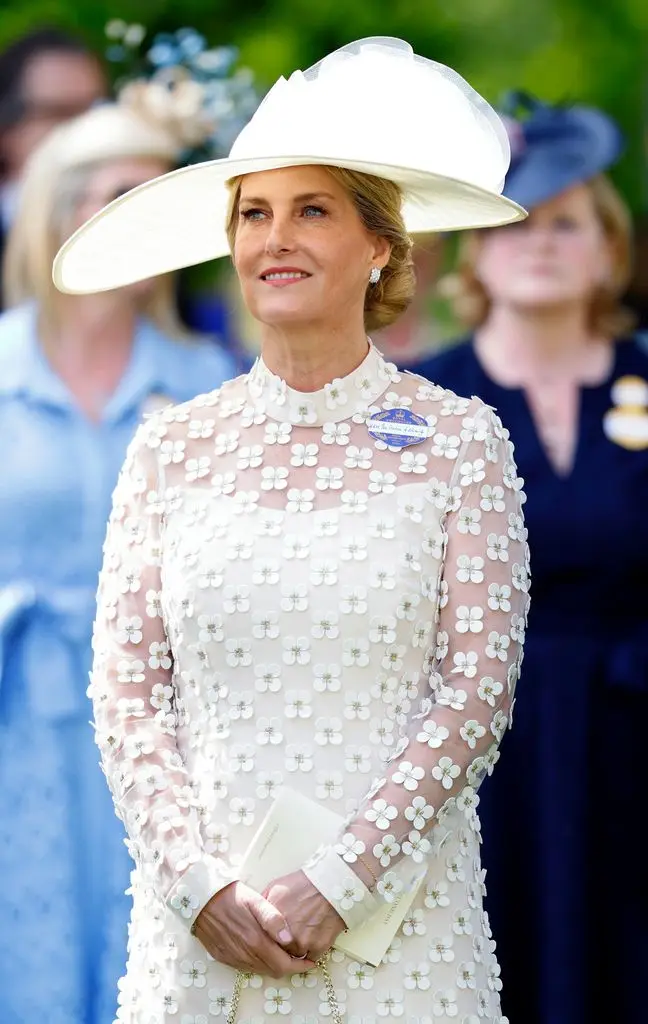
[70,157,170,301]
[2,51,106,179]
[475,184,612,314]
[232,164,389,331]
[71,156,170,230]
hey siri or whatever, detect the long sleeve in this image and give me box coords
[90,418,232,930]
[303,404,531,925]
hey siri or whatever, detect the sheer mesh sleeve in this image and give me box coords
[303,404,530,924]
[90,419,231,930]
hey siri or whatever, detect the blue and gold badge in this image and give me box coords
[603,376,648,450]
[367,408,431,449]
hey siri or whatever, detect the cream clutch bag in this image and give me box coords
[238,786,425,967]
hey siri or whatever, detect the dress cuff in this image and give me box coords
[165,855,233,930]
[302,844,379,929]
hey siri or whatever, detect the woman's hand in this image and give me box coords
[193,881,317,978]
[263,870,347,959]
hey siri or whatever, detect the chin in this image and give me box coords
[127,279,157,301]
[511,287,583,310]
[253,300,321,327]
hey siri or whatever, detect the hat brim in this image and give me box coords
[53,153,526,294]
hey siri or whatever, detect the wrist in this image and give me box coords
[302,845,379,929]
[351,854,378,889]
[166,857,233,932]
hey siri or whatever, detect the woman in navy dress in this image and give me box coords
[0,95,236,1023]
[411,96,648,1024]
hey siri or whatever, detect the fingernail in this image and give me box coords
[278,928,292,944]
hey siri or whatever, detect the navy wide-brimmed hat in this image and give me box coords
[498,90,624,210]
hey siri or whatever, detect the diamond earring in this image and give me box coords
[369,266,381,285]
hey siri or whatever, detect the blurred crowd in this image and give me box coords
[0,24,646,1024]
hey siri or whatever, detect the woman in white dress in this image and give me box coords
[60,38,531,1024]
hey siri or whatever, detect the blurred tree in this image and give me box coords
[1,0,645,212]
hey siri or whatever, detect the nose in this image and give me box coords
[265,210,296,256]
[524,223,556,249]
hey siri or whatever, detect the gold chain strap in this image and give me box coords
[226,951,344,1024]
[225,968,249,1024]
[319,951,345,1023]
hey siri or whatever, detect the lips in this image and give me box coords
[260,267,311,281]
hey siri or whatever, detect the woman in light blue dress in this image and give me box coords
[0,95,236,1024]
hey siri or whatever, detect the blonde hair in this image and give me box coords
[444,174,635,337]
[2,117,186,338]
[225,165,415,331]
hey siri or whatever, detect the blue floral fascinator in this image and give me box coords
[104,21,261,163]
[498,90,624,210]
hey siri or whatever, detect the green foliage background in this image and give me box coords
[1,0,646,212]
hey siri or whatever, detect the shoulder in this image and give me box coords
[390,361,507,446]
[138,371,247,446]
[390,367,517,490]
[405,338,476,391]
[138,320,239,400]
[614,333,648,373]
[393,343,486,421]
[176,335,238,385]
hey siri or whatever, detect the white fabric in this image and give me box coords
[90,343,530,1021]
[53,37,526,295]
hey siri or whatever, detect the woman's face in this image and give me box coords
[2,51,106,179]
[475,184,611,313]
[232,165,390,331]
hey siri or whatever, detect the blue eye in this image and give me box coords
[303,205,326,218]
[240,208,265,221]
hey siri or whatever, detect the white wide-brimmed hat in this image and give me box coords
[53,36,526,295]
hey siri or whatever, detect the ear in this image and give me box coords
[371,234,392,269]
[596,237,615,286]
[469,234,489,285]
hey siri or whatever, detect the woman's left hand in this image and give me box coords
[263,870,346,960]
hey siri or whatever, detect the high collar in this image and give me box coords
[246,340,397,425]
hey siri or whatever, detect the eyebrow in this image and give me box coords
[238,191,338,206]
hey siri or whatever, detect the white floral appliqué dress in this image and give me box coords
[90,343,530,1023]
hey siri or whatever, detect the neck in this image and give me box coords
[259,319,370,392]
[42,294,136,367]
[39,294,137,419]
[475,303,608,382]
